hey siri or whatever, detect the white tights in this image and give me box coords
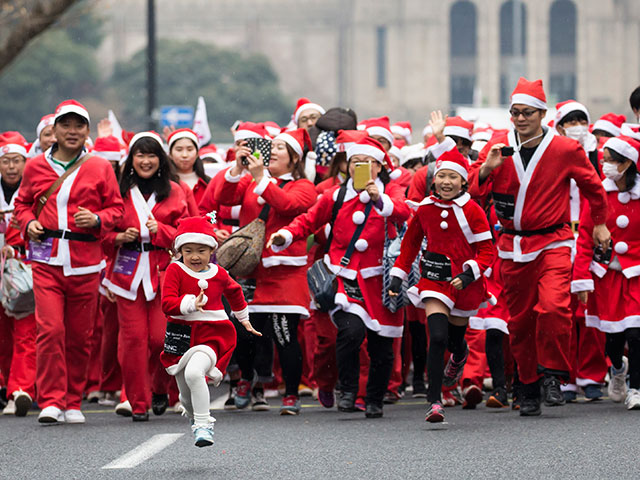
[175,351,213,426]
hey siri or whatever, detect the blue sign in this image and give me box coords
[160,106,194,128]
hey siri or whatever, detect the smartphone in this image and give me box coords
[353,162,371,190]
[501,146,514,157]
[245,137,272,166]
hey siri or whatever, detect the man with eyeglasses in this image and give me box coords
[293,97,326,131]
[468,77,609,417]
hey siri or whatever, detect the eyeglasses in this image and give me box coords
[509,108,539,119]
[0,158,24,166]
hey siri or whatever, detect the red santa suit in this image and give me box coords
[13,147,124,411]
[199,166,243,234]
[102,182,188,414]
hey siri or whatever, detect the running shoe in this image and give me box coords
[425,402,445,423]
[583,384,603,401]
[251,390,270,411]
[193,423,215,448]
[443,346,469,387]
[625,388,640,410]
[462,384,483,409]
[224,386,237,410]
[608,357,629,403]
[542,376,565,407]
[318,389,335,408]
[13,391,32,417]
[280,395,301,415]
[486,386,508,408]
[234,380,252,409]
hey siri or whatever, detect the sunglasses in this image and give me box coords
[509,108,539,119]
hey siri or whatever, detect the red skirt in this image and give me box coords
[586,269,640,333]
[407,276,494,317]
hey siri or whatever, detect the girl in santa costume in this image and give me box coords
[269,137,410,418]
[167,128,210,205]
[572,135,640,410]
[26,114,55,158]
[161,216,260,447]
[216,128,316,415]
[388,146,495,423]
[102,132,189,421]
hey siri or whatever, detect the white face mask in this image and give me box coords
[564,125,589,146]
[602,161,626,181]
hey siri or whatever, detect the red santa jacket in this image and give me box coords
[468,129,608,263]
[178,180,199,216]
[0,177,24,256]
[572,175,640,292]
[14,150,124,276]
[391,192,495,281]
[102,182,188,301]
[199,166,243,234]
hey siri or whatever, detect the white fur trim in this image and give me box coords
[614,241,628,255]
[128,132,163,149]
[275,132,303,156]
[234,130,262,142]
[55,104,90,124]
[571,279,594,293]
[332,293,403,338]
[261,255,307,268]
[390,266,408,281]
[589,261,608,278]
[180,294,198,315]
[230,205,241,218]
[389,169,402,180]
[232,306,249,323]
[174,232,218,250]
[616,215,630,229]
[253,175,271,196]
[169,130,198,149]
[469,316,510,334]
[594,120,622,138]
[352,210,365,225]
[360,266,383,278]
[555,101,590,126]
[0,144,27,157]
[443,125,472,141]
[463,260,481,281]
[427,137,456,160]
[257,196,266,205]
[586,313,640,334]
[173,261,219,280]
[354,239,368,252]
[434,160,468,180]
[270,229,293,253]
[347,144,385,163]
[324,224,331,238]
[94,151,121,162]
[294,103,326,123]
[603,137,638,163]
[497,238,574,263]
[224,168,242,183]
[365,126,394,146]
[510,93,547,110]
[323,254,357,280]
[170,308,235,323]
[623,264,640,279]
[374,193,394,217]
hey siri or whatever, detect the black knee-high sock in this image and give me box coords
[447,323,467,361]
[626,328,640,389]
[485,329,506,389]
[426,313,449,404]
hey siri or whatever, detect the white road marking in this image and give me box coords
[102,433,184,469]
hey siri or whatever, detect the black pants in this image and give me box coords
[606,328,640,389]
[333,311,394,407]
[409,320,427,386]
[485,328,506,389]
[235,312,303,397]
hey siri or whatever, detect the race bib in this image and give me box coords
[28,238,53,262]
[163,322,192,356]
[492,192,515,221]
[113,249,139,276]
[420,251,452,282]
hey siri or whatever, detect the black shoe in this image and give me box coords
[383,391,400,404]
[412,383,428,398]
[519,397,541,416]
[0,387,7,410]
[152,393,169,415]
[132,412,149,422]
[542,376,565,407]
[364,403,383,418]
[486,386,509,408]
[337,391,357,412]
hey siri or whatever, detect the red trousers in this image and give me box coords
[501,248,573,384]
[98,295,121,392]
[85,302,102,395]
[0,310,36,397]
[0,312,13,386]
[566,299,607,387]
[116,289,169,414]
[32,263,100,410]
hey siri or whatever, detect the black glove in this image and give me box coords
[389,276,403,295]
[453,269,476,289]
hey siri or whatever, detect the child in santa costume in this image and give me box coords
[161,216,260,447]
[572,135,640,411]
[388,146,496,423]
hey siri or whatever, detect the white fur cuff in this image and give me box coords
[390,266,408,281]
[463,260,481,281]
[233,306,250,323]
[180,294,198,315]
[571,279,594,293]
[253,176,271,196]
[270,229,293,253]
[374,194,394,217]
[224,168,243,183]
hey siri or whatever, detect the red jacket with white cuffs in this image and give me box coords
[102,183,188,301]
[572,176,640,292]
[198,166,243,234]
[14,149,124,276]
[469,129,608,263]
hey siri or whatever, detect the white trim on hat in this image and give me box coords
[603,137,638,164]
[510,93,547,110]
[593,119,621,137]
[391,125,411,143]
[337,141,356,152]
[169,130,198,149]
[36,116,54,138]
[275,132,302,156]
[234,129,263,142]
[365,126,394,145]
[128,132,164,149]
[435,160,468,180]
[94,151,121,162]
[54,104,90,124]
[294,103,326,124]
[422,125,433,137]
[443,125,472,141]
[0,144,27,157]
[346,144,385,163]
[201,152,224,163]
[555,102,590,126]
[175,232,218,251]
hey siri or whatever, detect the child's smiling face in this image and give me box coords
[180,243,214,272]
[434,169,465,200]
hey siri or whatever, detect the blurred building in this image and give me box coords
[100,0,640,128]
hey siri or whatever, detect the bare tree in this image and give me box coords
[0,0,79,72]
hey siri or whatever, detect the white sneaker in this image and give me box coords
[98,392,118,407]
[625,389,640,410]
[115,400,132,417]
[13,391,32,417]
[64,409,86,424]
[86,391,101,403]
[173,401,184,414]
[607,356,628,403]
[2,399,16,415]
[38,406,65,424]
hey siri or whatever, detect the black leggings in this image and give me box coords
[426,313,467,403]
[333,311,394,407]
[235,312,302,397]
[409,320,427,386]
[606,328,640,389]
[485,328,506,389]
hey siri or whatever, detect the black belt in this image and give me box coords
[42,228,97,242]
[502,223,567,237]
[121,241,164,252]
[222,219,240,227]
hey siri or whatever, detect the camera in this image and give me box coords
[500,146,514,157]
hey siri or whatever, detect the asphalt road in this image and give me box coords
[1,390,638,480]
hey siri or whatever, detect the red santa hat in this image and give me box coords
[263,121,282,138]
[128,131,164,150]
[391,121,413,144]
[510,77,547,110]
[335,129,368,153]
[346,136,400,180]
[54,99,90,124]
[621,124,640,142]
[0,131,27,147]
[274,128,311,157]
[36,114,55,138]
[472,125,493,142]
[293,97,326,124]
[0,143,27,158]
[93,135,123,163]
[593,113,626,137]
[199,144,224,163]
[443,117,474,142]
[554,100,590,126]
[362,116,394,146]
[603,135,640,164]
[434,148,470,181]
[174,216,219,251]
[168,128,198,149]
[234,122,268,142]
